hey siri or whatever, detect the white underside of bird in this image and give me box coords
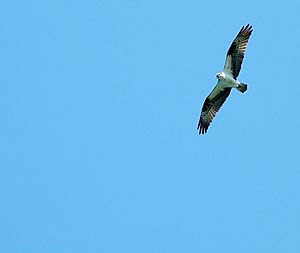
[209,71,246,99]
[219,71,241,88]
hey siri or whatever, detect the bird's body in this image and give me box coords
[197,24,253,134]
[216,71,247,91]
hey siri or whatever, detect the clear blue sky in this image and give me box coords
[1,0,300,252]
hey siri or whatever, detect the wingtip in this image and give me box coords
[197,124,208,135]
[240,24,253,31]
[244,24,253,32]
[237,24,253,38]
[200,129,207,135]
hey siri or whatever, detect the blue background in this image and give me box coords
[1,0,300,252]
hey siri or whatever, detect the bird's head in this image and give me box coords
[216,72,225,80]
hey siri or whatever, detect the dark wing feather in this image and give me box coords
[224,24,253,79]
[197,87,231,134]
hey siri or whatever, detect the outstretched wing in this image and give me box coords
[197,86,231,134]
[224,24,253,79]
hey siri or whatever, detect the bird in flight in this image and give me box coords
[197,24,253,134]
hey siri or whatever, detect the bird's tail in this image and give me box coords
[237,83,247,93]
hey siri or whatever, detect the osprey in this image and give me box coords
[197,24,253,134]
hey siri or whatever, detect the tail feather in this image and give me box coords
[237,83,247,93]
